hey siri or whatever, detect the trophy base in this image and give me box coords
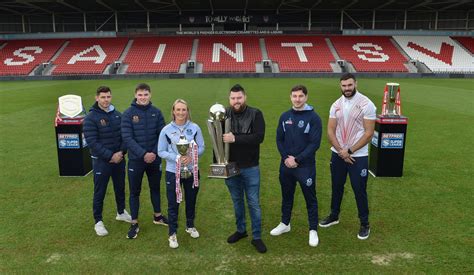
[208,163,240,179]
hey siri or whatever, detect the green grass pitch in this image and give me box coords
[0,77,472,273]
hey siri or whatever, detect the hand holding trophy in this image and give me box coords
[206,103,239,178]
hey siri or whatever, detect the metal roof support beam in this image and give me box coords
[372,10,375,29]
[343,0,358,10]
[135,0,147,10]
[209,0,214,14]
[172,0,181,14]
[57,0,83,13]
[0,6,22,15]
[52,12,56,32]
[22,14,26,33]
[439,0,470,11]
[244,0,248,15]
[19,0,52,14]
[342,10,362,29]
[340,10,343,30]
[147,11,150,32]
[310,0,323,10]
[83,13,87,31]
[404,10,407,29]
[466,11,469,30]
[375,0,395,10]
[97,0,115,11]
[308,9,311,31]
[408,0,432,10]
[434,11,438,30]
[115,11,118,32]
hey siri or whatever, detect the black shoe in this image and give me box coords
[127,223,139,239]
[357,225,370,240]
[251,239,267,253]
[153,215,169,226]
[227,231,248,243]
[319,215,339,228]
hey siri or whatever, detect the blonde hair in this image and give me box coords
[171,98,192,121]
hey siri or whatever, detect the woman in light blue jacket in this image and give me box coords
[158,99,205,249]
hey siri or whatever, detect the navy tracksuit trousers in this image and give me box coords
[165,171,199,236]
[329,152,370,226]
[279,165,319,230]
[128,159,162,220]
[92,158,126,223]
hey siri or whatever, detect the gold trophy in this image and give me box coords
[176,135,192,179]
[206,103,239,178]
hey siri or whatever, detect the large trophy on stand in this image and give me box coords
[369,83,409,177]
[206,103,239,178]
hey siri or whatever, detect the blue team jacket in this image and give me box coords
[276,104,322,167]
[157,120,205,173]
[83,102,125,161]
[121,100,165,161]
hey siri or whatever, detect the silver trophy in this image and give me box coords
[206,103,239,178]
[176,135,192,179]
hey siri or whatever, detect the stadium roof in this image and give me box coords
[0,0,473,15]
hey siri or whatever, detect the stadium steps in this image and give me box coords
[390,37,417,73]
[50,41,69,62]
[325,38,341,60]
[117,63,128,74]
[330,62,343,73]
[119,39,134,61]
[190,39,199,60]
[259,38,269,60]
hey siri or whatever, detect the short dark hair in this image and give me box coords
[340,73,356,82]
[135,83,151,93]
[291,84,307,95]
[229,84,246,95]
[96,86,111,96]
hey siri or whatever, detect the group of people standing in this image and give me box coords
[83,73,376,253]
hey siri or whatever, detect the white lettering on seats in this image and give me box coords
[4,46,43,66]
[281,43,313,62]
[67,45,106,64]
[212,43,243,62]
[352,43,389,62]
[153,44,167,63]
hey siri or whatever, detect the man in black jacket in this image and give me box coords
[223,84,267,253]
[83,86,131,237]
[121,83,167,239]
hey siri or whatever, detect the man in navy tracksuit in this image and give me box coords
[271,85,322,247]
[121,83,167,239]
[83,86,131,237]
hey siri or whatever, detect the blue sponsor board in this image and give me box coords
[58,133,80,149]
[381,133,404,149]
[371,131,379,147]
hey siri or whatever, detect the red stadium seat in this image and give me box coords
[196,36,261,73]
[52,38,128,75]
[452,37,474,54]
[265,36,334,72]
[330,36,408,72]
[0,39,65,76]
[124,37,193,73]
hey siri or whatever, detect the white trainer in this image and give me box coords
[309,230,319,247]
[116,210,132,223]
[169,234,179,249]
[185,227,200,238]
[94,221,109,236]
[270,222,291,236]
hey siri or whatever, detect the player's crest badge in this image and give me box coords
[298,120,305,128]
[132,115,139,123]
[100,119,107,126]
